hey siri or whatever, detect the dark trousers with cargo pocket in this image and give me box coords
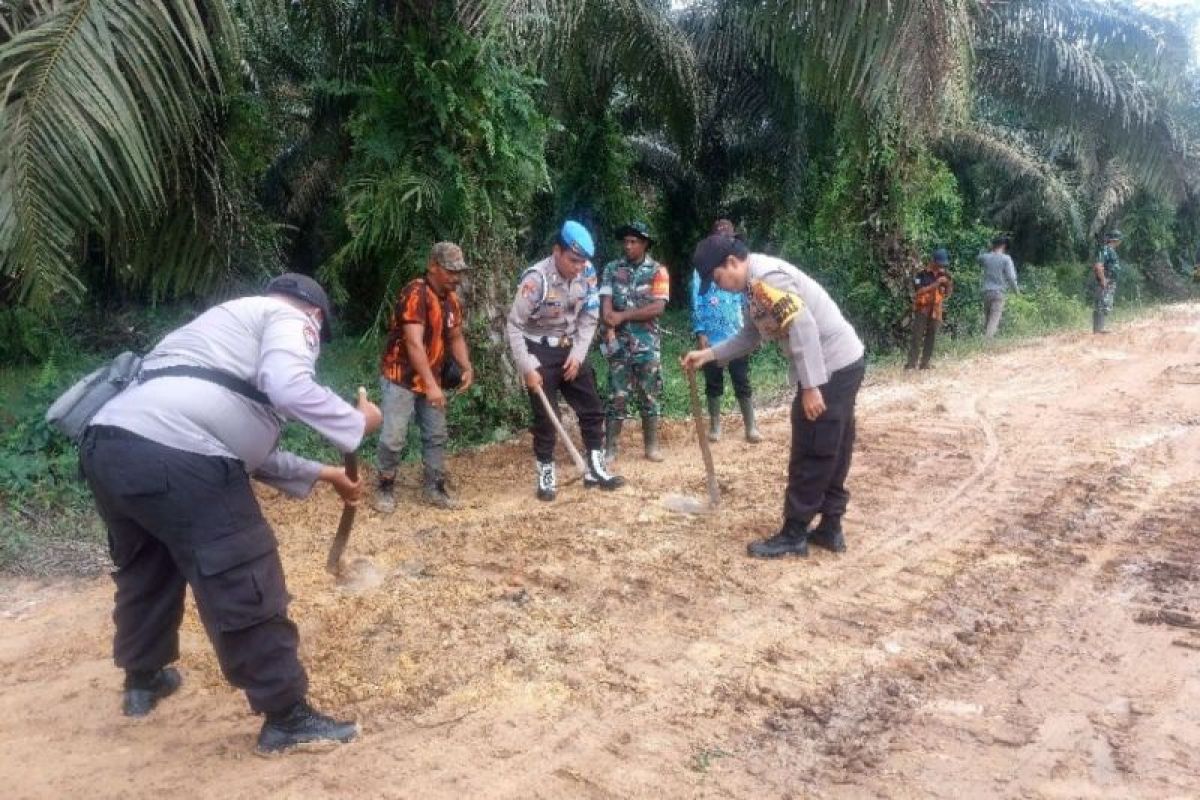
[785,358,866,527]
[80,426,306,714]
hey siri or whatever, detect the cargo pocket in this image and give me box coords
[193,527,288,632]
[110,461,170,497]
[804,418,843,458]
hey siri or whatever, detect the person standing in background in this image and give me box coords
[691,219,761,443]
[979,236,1019,338]
[905,249,953,370]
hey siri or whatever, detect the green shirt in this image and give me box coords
[598,256,671,358]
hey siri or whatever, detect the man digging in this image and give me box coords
[682,234,866,558]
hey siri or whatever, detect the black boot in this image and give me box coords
[372,476,396,514]
[605,418,623,462]
[809,515,847,553]
[747,520,809,559]
[257,700,359,754]
[583,449,625,490]
[122,667,182,717]
[422,468,461,509]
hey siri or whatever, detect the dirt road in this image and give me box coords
[3,307,1199,799]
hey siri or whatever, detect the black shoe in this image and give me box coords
[422,472,462,510]
[809,517,847,553]
[122,667,182,717]
[257,701,359,754]
[747,524,809,559]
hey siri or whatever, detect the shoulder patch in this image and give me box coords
[747,279,804,337]
[302,323,319,352]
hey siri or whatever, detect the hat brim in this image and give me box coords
[615,225,654,245]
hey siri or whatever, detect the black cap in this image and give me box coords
[265,273,333,341]
[991,235,1010,248]
[693,234,747,293]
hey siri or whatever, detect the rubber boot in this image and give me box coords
[257,700,358,754]
[583,449,625,490]
[605,418,623,463]
[747,519,809,559]
[123,667,182,717]
[642,416,664,462]
[706,396,722,442]
[738,396,762,443]
[536,460,556,502]
[422,468,461,510]
[808,515,847,552]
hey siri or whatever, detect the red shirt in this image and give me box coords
[380,278,463,394]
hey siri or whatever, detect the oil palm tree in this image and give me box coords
[0,0,238,305]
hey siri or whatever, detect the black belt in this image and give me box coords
[140,365,271,406]
[526,335,573,349]
[86,424,149,441]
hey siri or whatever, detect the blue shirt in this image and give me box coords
[691,271,745,346]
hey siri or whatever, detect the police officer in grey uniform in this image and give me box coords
[683,235,866,559]
[81,274,383,753]
[506,220,624,500]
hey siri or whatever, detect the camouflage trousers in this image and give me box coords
[1093,280,1117,314]
[606,357,663,420]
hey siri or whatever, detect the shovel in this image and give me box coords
[534,385,589,485]
[665,368,720,514]
[326,386,366,575]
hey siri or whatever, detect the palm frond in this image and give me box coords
[1089,159,1135,237]
[942,124,1084,238]
[727,0,974,131]
[0,0,235,304]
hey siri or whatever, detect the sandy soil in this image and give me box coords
[3,306,1199,799]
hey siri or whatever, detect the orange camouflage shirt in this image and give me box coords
[380,278,463,394]
[912,267,953,321]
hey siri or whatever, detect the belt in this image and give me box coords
[86,424,149,441]
[526,335,573,348]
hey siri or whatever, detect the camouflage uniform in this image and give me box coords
[599,256,671,420]
[1093,243,1120,332]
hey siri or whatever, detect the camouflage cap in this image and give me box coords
[431,241,470,271]
[615,220,654,245]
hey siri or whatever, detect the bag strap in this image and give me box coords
[140,365,271,406]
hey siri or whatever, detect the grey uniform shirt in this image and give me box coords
[711,254,865,389]
[505,256,600,374]
[979,251,1019,294]
[92,296,365,497]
